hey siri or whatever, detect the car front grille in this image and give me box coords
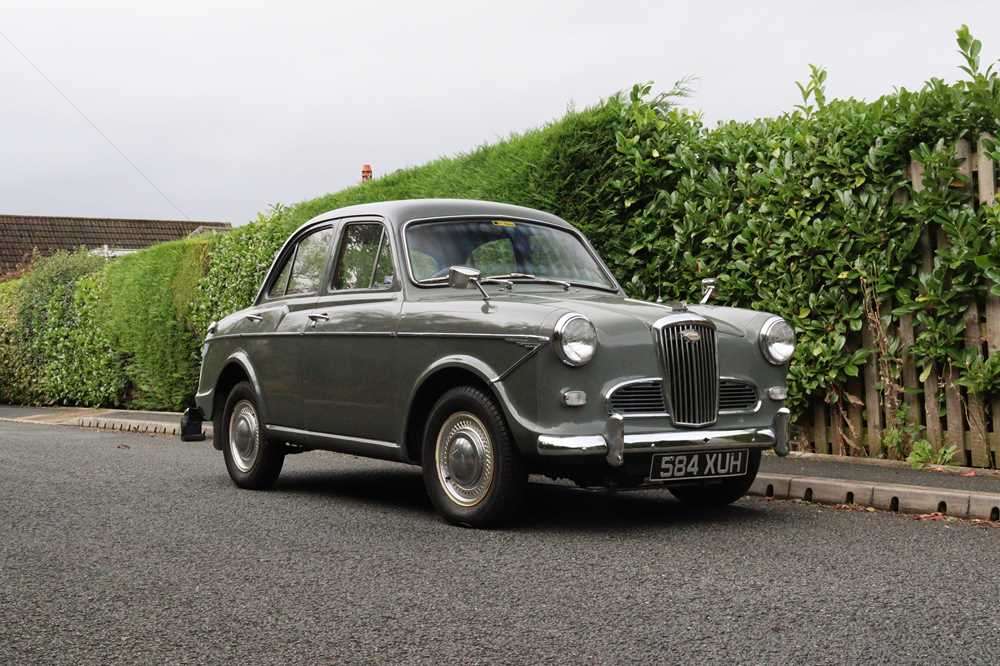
[607,380,667,415]
[656,321,718,427]
[719,379,758,412]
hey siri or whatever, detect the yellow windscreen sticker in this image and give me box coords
[492,220,517,228]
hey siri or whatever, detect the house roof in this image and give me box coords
[0,214,231,277]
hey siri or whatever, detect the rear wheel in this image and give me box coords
[421,385,527,527]
[220,381,284,490]
[668,449,761,506]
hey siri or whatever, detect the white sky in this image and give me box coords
[2,1,999,225]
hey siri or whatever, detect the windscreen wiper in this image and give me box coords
[485,273,571,291]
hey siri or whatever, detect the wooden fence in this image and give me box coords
[799,133,1000,468]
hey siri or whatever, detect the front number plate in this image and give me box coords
[648,449,749,482]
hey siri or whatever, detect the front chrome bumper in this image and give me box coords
[537,407,791,467]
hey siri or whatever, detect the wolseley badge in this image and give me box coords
[681,329,701,343]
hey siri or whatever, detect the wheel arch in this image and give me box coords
[402,357,507,464]
[211,352,268,451]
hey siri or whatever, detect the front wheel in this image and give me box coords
[421,386,527,528]
[668,449,761,506]
[220,381,285,490]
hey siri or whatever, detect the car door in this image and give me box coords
[302,219,402,444]
[248,224,335,429]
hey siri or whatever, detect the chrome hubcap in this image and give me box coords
[436,412,494,507]
[228,400,259,473]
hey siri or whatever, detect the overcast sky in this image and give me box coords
[2,1,999,225]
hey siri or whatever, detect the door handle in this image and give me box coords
[308,313,329,322]
[244,314,263,322]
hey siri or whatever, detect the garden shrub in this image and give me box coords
[100,238,213,410]
[1,25,998,437]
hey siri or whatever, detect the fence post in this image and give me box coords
[977,133,999,467]
[862,320,882,457]
[911,161,943,450]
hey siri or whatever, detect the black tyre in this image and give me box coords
[668,449,761,506]
[219,381,284,490]
[421,385,527,528]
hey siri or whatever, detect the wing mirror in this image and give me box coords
[448,265,481,289]
[700,277,717,304]
[448,266,490,301]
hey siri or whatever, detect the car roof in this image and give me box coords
[301,198,573,231]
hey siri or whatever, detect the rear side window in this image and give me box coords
[331,223,395,290]
[268,227,333,299]
[287,228,334,295]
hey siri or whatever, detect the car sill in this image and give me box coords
[265,425,403,463]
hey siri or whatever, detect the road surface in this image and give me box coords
[1,421,998,664]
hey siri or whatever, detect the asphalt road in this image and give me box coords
[2,422,999,665]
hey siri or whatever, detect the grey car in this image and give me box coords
[193,199,794,527]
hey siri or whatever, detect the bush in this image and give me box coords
[101,238,213,410]
[1,25,997,436]
[0,278,38,405]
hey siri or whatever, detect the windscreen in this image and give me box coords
[405,219,614,288]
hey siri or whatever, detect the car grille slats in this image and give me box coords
[719,379,758,411]
[657,322,718,427]
[607,377,756,417]
[607,381,666,415]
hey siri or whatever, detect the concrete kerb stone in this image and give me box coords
[969,494,1000,521]
[790,476,875,507]
[75,416,189,438]
[752,472,1000,521]
[750,474,792,499]
[871,484,971,519]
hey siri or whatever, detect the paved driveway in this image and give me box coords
[1,421,998,664]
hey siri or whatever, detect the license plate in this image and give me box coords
[648,449,749,482]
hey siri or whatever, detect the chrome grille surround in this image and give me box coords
[605,378,668,417]
[652,314,718,428]
[718,378,760,413]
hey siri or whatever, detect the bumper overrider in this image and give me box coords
[537,407,791,467]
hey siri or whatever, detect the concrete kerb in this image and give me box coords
[75,416,214,439]
[752,473,1000,521]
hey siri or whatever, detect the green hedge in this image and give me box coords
[1,27,998,445]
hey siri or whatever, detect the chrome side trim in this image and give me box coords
[494,341,548,383]
[210,331,397,341]
[397,332,549,342]
[302,331,396,337]
[265,425,399,449]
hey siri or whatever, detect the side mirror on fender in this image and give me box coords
[447,265,482,289]
[700,277,717,304]
[447,265,491,301]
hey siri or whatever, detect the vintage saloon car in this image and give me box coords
[193,199,794,527]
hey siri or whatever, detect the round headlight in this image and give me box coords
[554,313,597,367]
[759,316,796,365]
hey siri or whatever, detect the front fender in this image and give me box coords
[402,354,538,459]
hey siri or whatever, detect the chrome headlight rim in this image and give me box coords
[759,316,796,365]
[553,313,598,367]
